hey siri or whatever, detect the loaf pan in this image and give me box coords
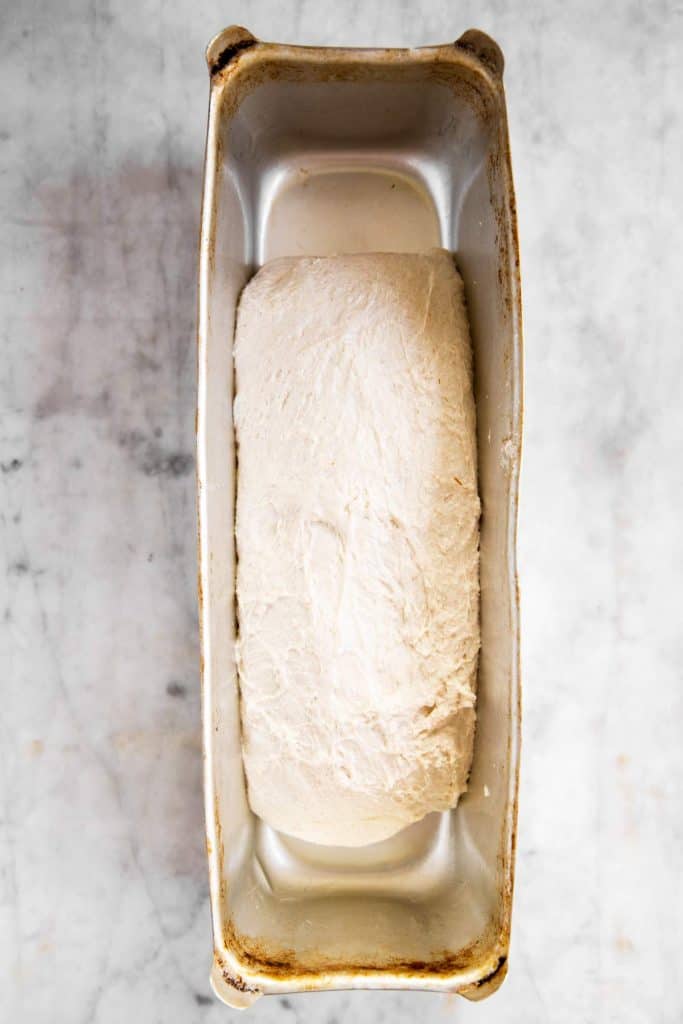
[197,26,522,1007]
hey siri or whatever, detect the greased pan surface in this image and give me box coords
[197,26,522,1007]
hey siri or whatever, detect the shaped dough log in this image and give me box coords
[233,250,480,847]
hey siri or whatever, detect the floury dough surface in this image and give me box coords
[233,250,480,846]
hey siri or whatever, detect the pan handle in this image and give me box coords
[206,25,258,77]
[454,29,505,79]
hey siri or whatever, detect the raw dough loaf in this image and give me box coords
[233,250,480,847]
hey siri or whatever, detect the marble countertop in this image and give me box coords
[2,2,681,1021]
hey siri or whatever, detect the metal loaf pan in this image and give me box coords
[197,26,522,1008]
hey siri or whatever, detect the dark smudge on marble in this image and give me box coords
[118,428,193,478]
[166,681,187,698]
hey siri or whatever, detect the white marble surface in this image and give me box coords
[2,1,682,1021]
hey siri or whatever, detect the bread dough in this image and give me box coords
[233,250,480,847]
